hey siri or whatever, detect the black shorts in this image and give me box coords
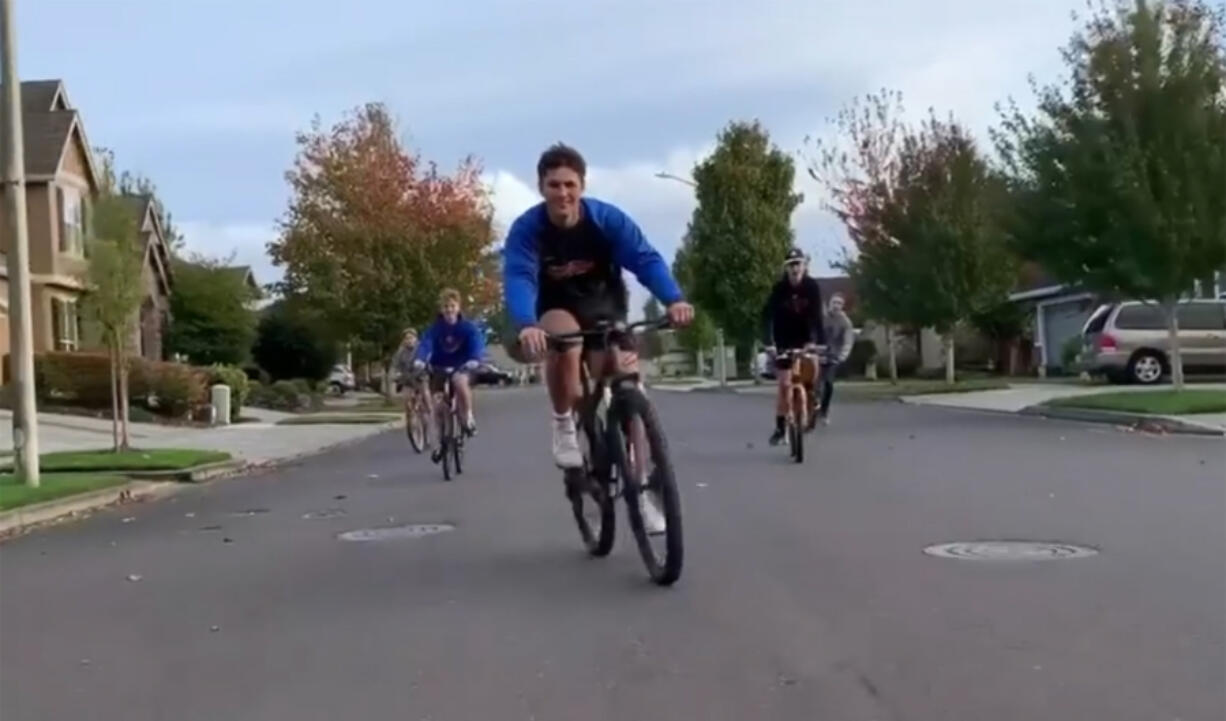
[509,295,636,355]
[427,367,470,394]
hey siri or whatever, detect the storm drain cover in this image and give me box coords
[338,523,455,542]
[302,509,347,520]
[923,541,1098,561]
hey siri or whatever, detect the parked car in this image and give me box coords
[1080,299,1226,384]
[472,362,515,386]
[327,364,357,394]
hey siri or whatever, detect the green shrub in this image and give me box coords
[248,380,306,412]
[207,364,250,420]
[1061,335,1083,370]
[145,362,208,419]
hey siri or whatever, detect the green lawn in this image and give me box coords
[28,448,232,473]
[0,473,127,511]
[1046,389,1226,415]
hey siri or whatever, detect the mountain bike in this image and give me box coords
[428,367,469,481]
[549,319,684,586]
[777,348,822,463]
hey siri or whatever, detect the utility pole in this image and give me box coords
[1,0,40,486]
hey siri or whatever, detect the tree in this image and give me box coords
[874,115,1017,382]
[268,103,496,382]
[685,120,803,370]
[805,91,913,381]
[996,0,1226,388]
[252,299,340,382]
[93,147,184,252]
[166,256,259,366]
[81,194,146,450]
[670,238,718,362]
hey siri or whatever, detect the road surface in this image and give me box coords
[2,387,1223,720]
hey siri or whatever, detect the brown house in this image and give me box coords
[0,79,172,365]
[122,194,173,360]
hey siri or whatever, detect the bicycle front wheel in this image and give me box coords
[611,388,683,586]
[407,405,428,453]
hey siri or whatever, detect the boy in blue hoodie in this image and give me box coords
[413,288,485,437]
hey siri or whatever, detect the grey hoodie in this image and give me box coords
[823,311,855,365]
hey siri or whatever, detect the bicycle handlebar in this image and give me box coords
[545,317,671,342]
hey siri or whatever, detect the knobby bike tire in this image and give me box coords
[610,387,684,586]
[407,403,428,454]
[570,410,616,557]
[790,387,805,464]
[452,411,464,476]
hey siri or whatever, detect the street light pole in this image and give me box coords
[1,0,41,486]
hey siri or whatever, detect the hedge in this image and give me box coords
[3,352,209,419]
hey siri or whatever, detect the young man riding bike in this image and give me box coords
[412,289,485,441]
[391,328,422,420]
[760,248,827,444]
[502,143,694,532]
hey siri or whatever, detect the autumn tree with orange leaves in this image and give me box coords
[268,103,498,375]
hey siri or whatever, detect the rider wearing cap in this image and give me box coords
[760,247,827,445]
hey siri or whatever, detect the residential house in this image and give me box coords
[122,194,173,360]
[0,79,173,370]
[222,265,262,309]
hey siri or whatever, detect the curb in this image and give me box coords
[0,480,183,537]
[124,458,249,483]
[1019,405,1225,437]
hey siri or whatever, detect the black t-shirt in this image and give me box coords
[535,216,629,320]
[761,276,826,348]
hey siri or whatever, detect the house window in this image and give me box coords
[50,297,79,351]
[58,186,84,255]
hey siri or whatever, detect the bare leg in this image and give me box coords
[453,372,473,426]
[540,310,583,415]
[776,370,791,418]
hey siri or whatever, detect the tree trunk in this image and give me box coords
[886,325,899,384]
[108,341,120,452]
[944,332,956,385]
[382,363,393,397]
[118,353,131,451]
[1163,299,1185,390]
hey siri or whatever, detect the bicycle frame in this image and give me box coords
[777,349,821,427]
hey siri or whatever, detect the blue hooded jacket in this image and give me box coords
[413,315,485,369]
[501,197,683,329]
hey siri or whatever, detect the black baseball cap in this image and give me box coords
[783,247,806,266]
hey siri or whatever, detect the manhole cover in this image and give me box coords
[923,541,1098,561]
[302,509,347,520]
[338,523,455,542]
[230,508,270,517]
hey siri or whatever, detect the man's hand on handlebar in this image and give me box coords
[666,301,694,328]
[518,326,549,360]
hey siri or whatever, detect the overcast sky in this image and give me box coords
[19,0,1081,306]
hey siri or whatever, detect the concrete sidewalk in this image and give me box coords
[901,383,1226,435]
[0,407,398,465]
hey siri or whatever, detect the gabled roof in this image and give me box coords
[120,192,173,296]
[1,79,98,183]
[222,265,261,295]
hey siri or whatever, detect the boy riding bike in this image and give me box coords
[412,289,485,443]
[502,143,693,533]
[761,248,827,444]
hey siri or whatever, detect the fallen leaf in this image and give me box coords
[334,494,347,500]
[126,574,143,582]
[696,482,709,488]
[121,517,135,524]
[209,625,221,633]
[184,512,196,518]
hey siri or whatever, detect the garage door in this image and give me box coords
[1043,298,1095,370]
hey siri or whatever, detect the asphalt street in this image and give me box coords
[2,386,1223,721]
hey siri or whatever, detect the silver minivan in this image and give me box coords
[1080,299,1226,384]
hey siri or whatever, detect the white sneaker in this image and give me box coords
[638,493,667,536]
[552,414,583,469]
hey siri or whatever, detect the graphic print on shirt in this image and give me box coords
[440,332,462,354]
